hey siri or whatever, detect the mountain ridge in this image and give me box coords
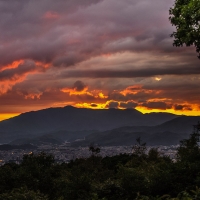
[0,106,198,145]
[72,116,200,146]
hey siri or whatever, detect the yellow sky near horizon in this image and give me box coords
[0,113,20,122]
[0,107,199,122]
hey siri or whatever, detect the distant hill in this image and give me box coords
[72,116,200,146]
[0,144,37,151]
[9,130,95,146]
[148,116,200,134]
[0,106,178,144]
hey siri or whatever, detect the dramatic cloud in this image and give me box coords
[119,101,138,109]
[73,81,86,92]
[173,104,192,111]
[0,60,39,81]
[106,101,119,109]
[141,101,172,110]
[59,66,200,78]
[0,0,200,120]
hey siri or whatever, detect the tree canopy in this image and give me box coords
[169,0,200,58]
[1,134,200,199]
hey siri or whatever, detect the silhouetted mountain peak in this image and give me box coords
[63,105,76,109]
[0,106,180,144]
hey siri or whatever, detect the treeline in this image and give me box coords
[1,134,200,200]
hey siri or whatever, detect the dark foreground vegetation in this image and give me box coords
[1,133,200,200]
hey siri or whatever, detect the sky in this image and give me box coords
[0,0,200,121]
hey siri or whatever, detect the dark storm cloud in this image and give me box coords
[53,56,85,68]
[0,0,103,67]
[60,66,200,78]
[0,0,196,77]
[119,101,138,109]
[73,81,86,92]
[141,101,172,110]
[0,0,179,70]
[106,101,119,109]
[90,103,98,108]
[0,0,103,38]
[173,104,192,111]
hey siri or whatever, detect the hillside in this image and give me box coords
[0,106,178,144]
[72,116,200,146]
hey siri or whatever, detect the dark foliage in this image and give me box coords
[169,0,200,58]
[1,134,200,199]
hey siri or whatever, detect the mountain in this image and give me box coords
[148,116,200,134]
[72,116,200,146]
[9,130,95,145]
[0,106,178,144]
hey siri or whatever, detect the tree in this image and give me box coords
[169,0,200,58]
[19,152,56,196]
[176,132,200,162]
[132,137,146,156]
[171,133,200,192]
[0,187,48,200]
[89,143,101,156]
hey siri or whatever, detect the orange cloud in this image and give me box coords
[0,60,48,95]
[0,80,21,95]
[120,85,143,95]
[0,80,14,94]
[61,84,109,100]
[24,92,43,100]
[35,61,51,69]
[98,92,108,99]
[0,60,24,71]
[120,85,161,96]
[61,87,93,96]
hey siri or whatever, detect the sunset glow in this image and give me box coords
[0,114,20,121]
[0,0,199,122]
[136,107,200,116]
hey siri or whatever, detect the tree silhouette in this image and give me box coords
[169,0,200,58]
[89,143,101,156]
